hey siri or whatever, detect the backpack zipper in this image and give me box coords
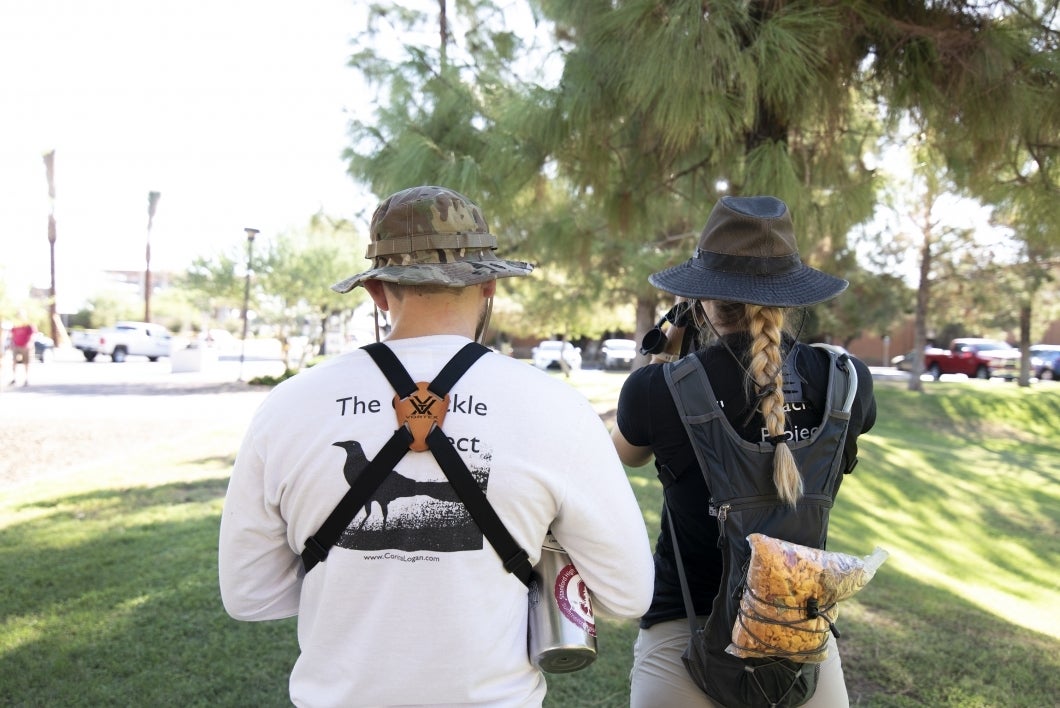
[711,501,730,549]
[709,494,832,549]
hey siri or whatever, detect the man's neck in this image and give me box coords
[368,279,494,342]
[386,322,475,341]
[385,298,481,341]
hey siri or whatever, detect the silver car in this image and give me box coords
[601,338,637,369]
[1031,344,1060,380]
[531,340,582,371]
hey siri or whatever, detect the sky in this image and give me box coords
[0,0,373,311]
[0,1,1010,313]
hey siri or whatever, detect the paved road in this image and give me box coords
[0,345,284,490]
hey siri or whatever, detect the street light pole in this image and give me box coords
[144,191,161,322]
[43,151,58,344]
[239,228,259,381]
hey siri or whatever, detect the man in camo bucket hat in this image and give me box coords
[219,186,655,707]
[331,185,533,291]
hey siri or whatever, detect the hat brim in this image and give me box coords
[648,259,847,307]
[331,259,533,293]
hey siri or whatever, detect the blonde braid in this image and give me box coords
[746,305,802,506]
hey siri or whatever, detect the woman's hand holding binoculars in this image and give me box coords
[640,299,701,362]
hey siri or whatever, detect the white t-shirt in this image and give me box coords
[219,335,655,708]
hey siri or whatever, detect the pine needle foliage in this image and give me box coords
[343,0,1058,341]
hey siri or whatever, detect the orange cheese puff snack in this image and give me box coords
[727,533,888,663]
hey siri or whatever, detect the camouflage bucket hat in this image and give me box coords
[331,185,534,292]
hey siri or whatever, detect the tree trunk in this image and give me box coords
[1018,301,1031,387]
[909,231,933,392]
[633,295,657,370]
[318,307,329,356]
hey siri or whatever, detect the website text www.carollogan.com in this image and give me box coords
[363,552,441,563]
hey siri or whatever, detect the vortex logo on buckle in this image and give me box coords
[394,382,448,452]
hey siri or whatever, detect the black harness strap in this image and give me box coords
[302,426,414,572]
[426,426,532,586]
[300,342,533,587]
[362,342,418,398]
[427,343,493,398]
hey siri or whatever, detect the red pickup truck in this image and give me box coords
[923,338,1019,380]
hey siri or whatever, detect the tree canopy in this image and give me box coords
[345,1,1059,358]
[180,213,366,365]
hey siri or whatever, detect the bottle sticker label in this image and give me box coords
[555,564,596,637]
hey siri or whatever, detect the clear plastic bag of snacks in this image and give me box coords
[727,533,889,663]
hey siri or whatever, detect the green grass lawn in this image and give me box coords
[1,374,1058,707]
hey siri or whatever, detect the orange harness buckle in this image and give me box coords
[393,382,449,452]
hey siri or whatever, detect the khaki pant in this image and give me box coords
[629,617,849,708]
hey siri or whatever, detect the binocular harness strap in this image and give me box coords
[301,425,414,573]
[300,342,532,587]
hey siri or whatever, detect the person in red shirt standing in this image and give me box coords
[9,315,36,387]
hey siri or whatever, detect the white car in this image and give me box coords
[531,340,582,371]
[78,321,174,362]
[601,338,637,369]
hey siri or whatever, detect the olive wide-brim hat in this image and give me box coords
[331,185,533,292]
[648,195,848,307]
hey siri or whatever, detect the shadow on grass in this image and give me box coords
[824,386,1060,707]
[188,454,238,469]
[833,411,1059,611]
[1,476,296,707]
[16,477,231,513]
[836,567,1060,708]
[3,405,1058,708]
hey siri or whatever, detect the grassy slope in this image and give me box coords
[824,382,1060,707]
[550,380,1060,707]
[1,378,1057,707]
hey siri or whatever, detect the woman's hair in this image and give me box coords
[708,301,802,506]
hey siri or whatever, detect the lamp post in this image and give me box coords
[239,228,259,381]
[144,191,161,322]
[43,151,58,344]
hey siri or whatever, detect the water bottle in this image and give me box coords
[527,530,597,673]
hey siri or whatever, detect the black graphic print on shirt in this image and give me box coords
[332,439,489,553]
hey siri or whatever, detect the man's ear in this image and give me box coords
[481,280,497,298]
[365,280,390,311]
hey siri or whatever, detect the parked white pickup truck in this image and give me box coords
[73,321,174,362]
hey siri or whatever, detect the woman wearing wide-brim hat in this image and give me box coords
[612,196,878,707]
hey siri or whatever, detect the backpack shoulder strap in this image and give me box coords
[811,345,859,475]
[659,354,732,491]
[809,345,858,417]
[662,354,724,420]
[659,354,735,633]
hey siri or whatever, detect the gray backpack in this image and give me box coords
[661,345,857,707]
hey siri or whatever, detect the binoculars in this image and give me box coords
[640,301,702,357]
